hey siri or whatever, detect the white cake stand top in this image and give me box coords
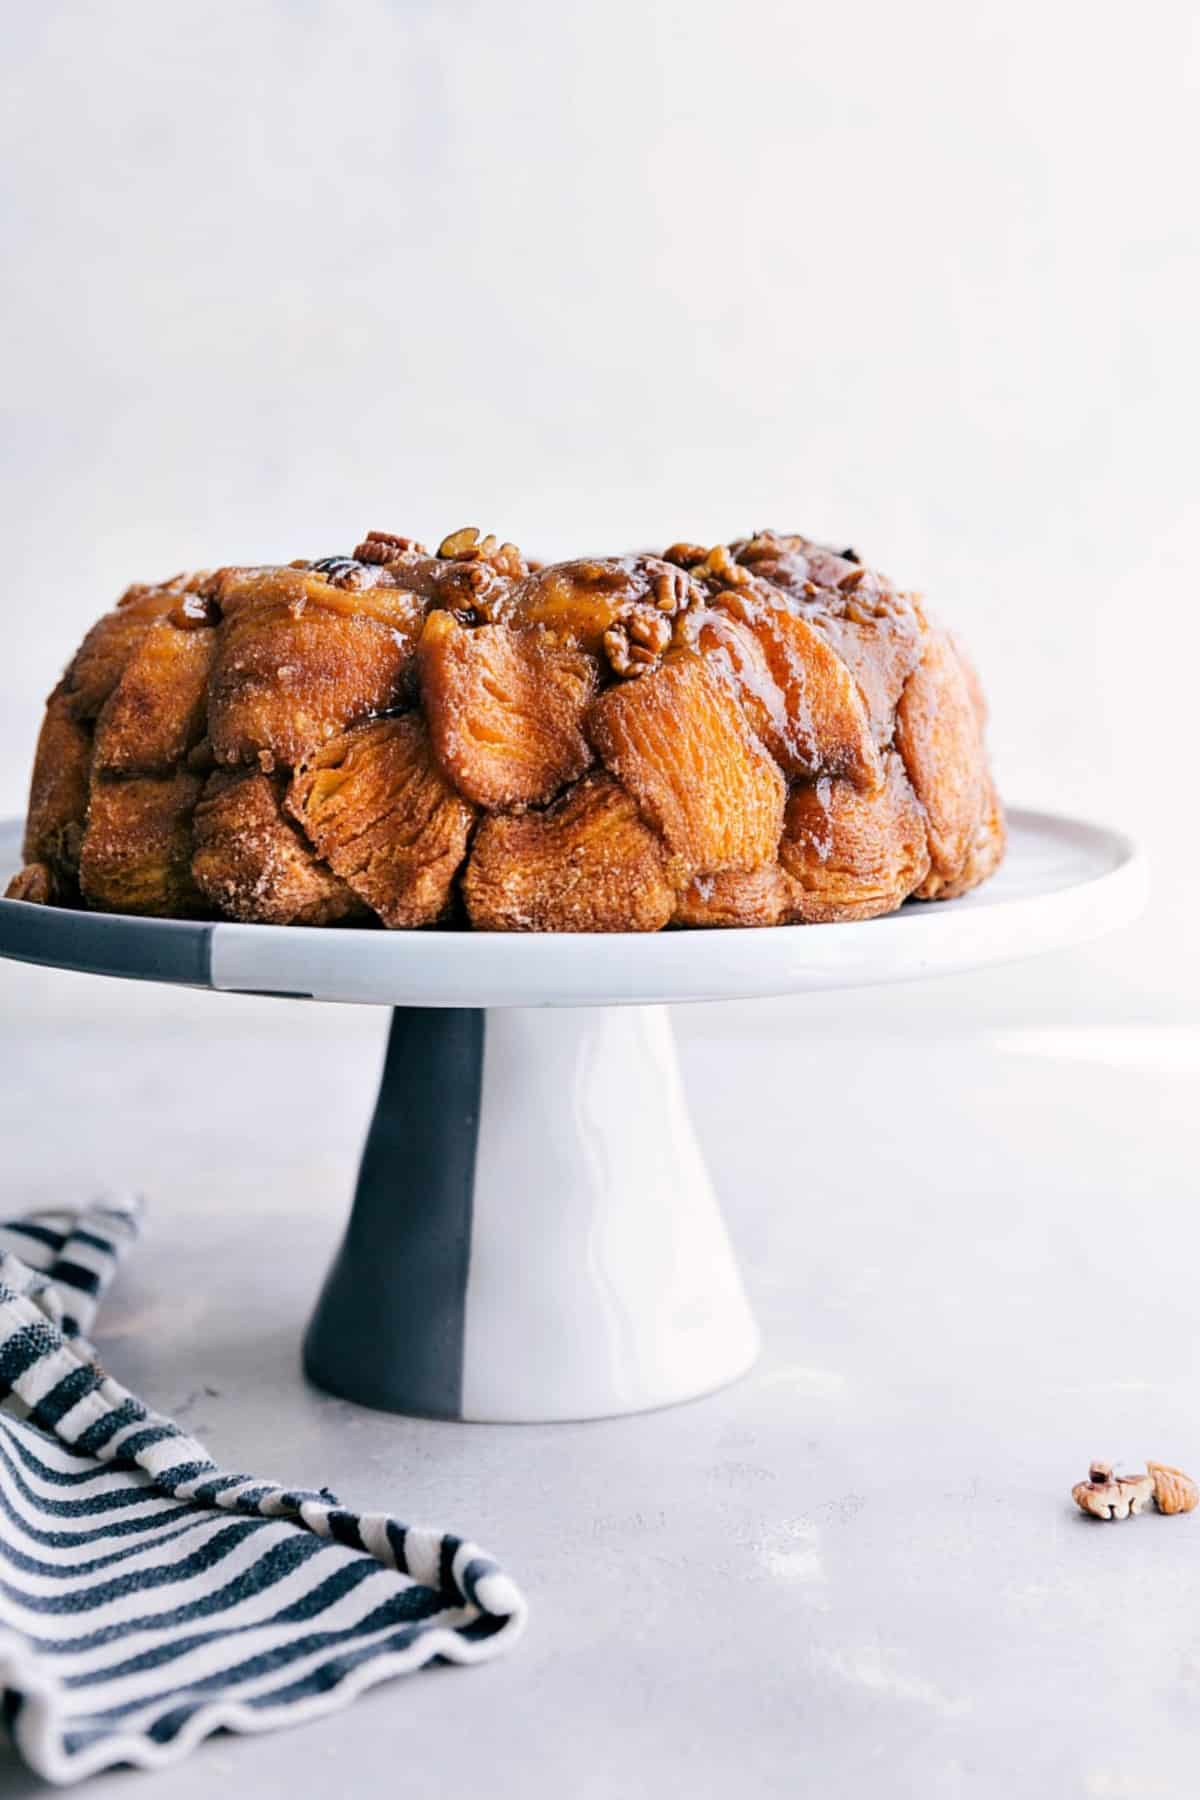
[0,809,1144,1009]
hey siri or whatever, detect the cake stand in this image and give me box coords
[0,810,1145,1423]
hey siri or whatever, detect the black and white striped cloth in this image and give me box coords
[0,1198,525,1784]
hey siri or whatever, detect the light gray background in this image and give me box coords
[2,5,1199,1796]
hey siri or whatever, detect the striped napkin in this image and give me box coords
[0,1199,525,1784]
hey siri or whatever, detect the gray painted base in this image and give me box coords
[303,1008,484,1418]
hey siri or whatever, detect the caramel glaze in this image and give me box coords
[7,524,1004,931]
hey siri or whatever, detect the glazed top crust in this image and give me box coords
[113,525,929,775]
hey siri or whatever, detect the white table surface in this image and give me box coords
[0,923,1196,1800]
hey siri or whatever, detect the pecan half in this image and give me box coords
[353,530,430,564]
[1148,1461,1199,1515]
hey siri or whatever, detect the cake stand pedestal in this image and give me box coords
[0,810,1145,1422]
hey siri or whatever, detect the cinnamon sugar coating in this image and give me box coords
[22,683,92,880]
[62,574,210,722]
[779,753,931,923]
[207,565,427,769]
[286,715,476,928]
[93,619,215,777]
[894,624,988,891]
[674,865,790,929]
[9,525,1005,929]
[192,769,364,927]
[588,650,787,877]
[463,773,673,933]
[418,612,597,810]
[78,770,206,917]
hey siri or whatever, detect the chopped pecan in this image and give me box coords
[434,527,526,581]
[1071,1461,1154,1521]
[439,525,483,557]
[662,541,758,592]
[662,541,710,570]
[695,544,750,589]
[603,607,673,678]
[732,531,787,566]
